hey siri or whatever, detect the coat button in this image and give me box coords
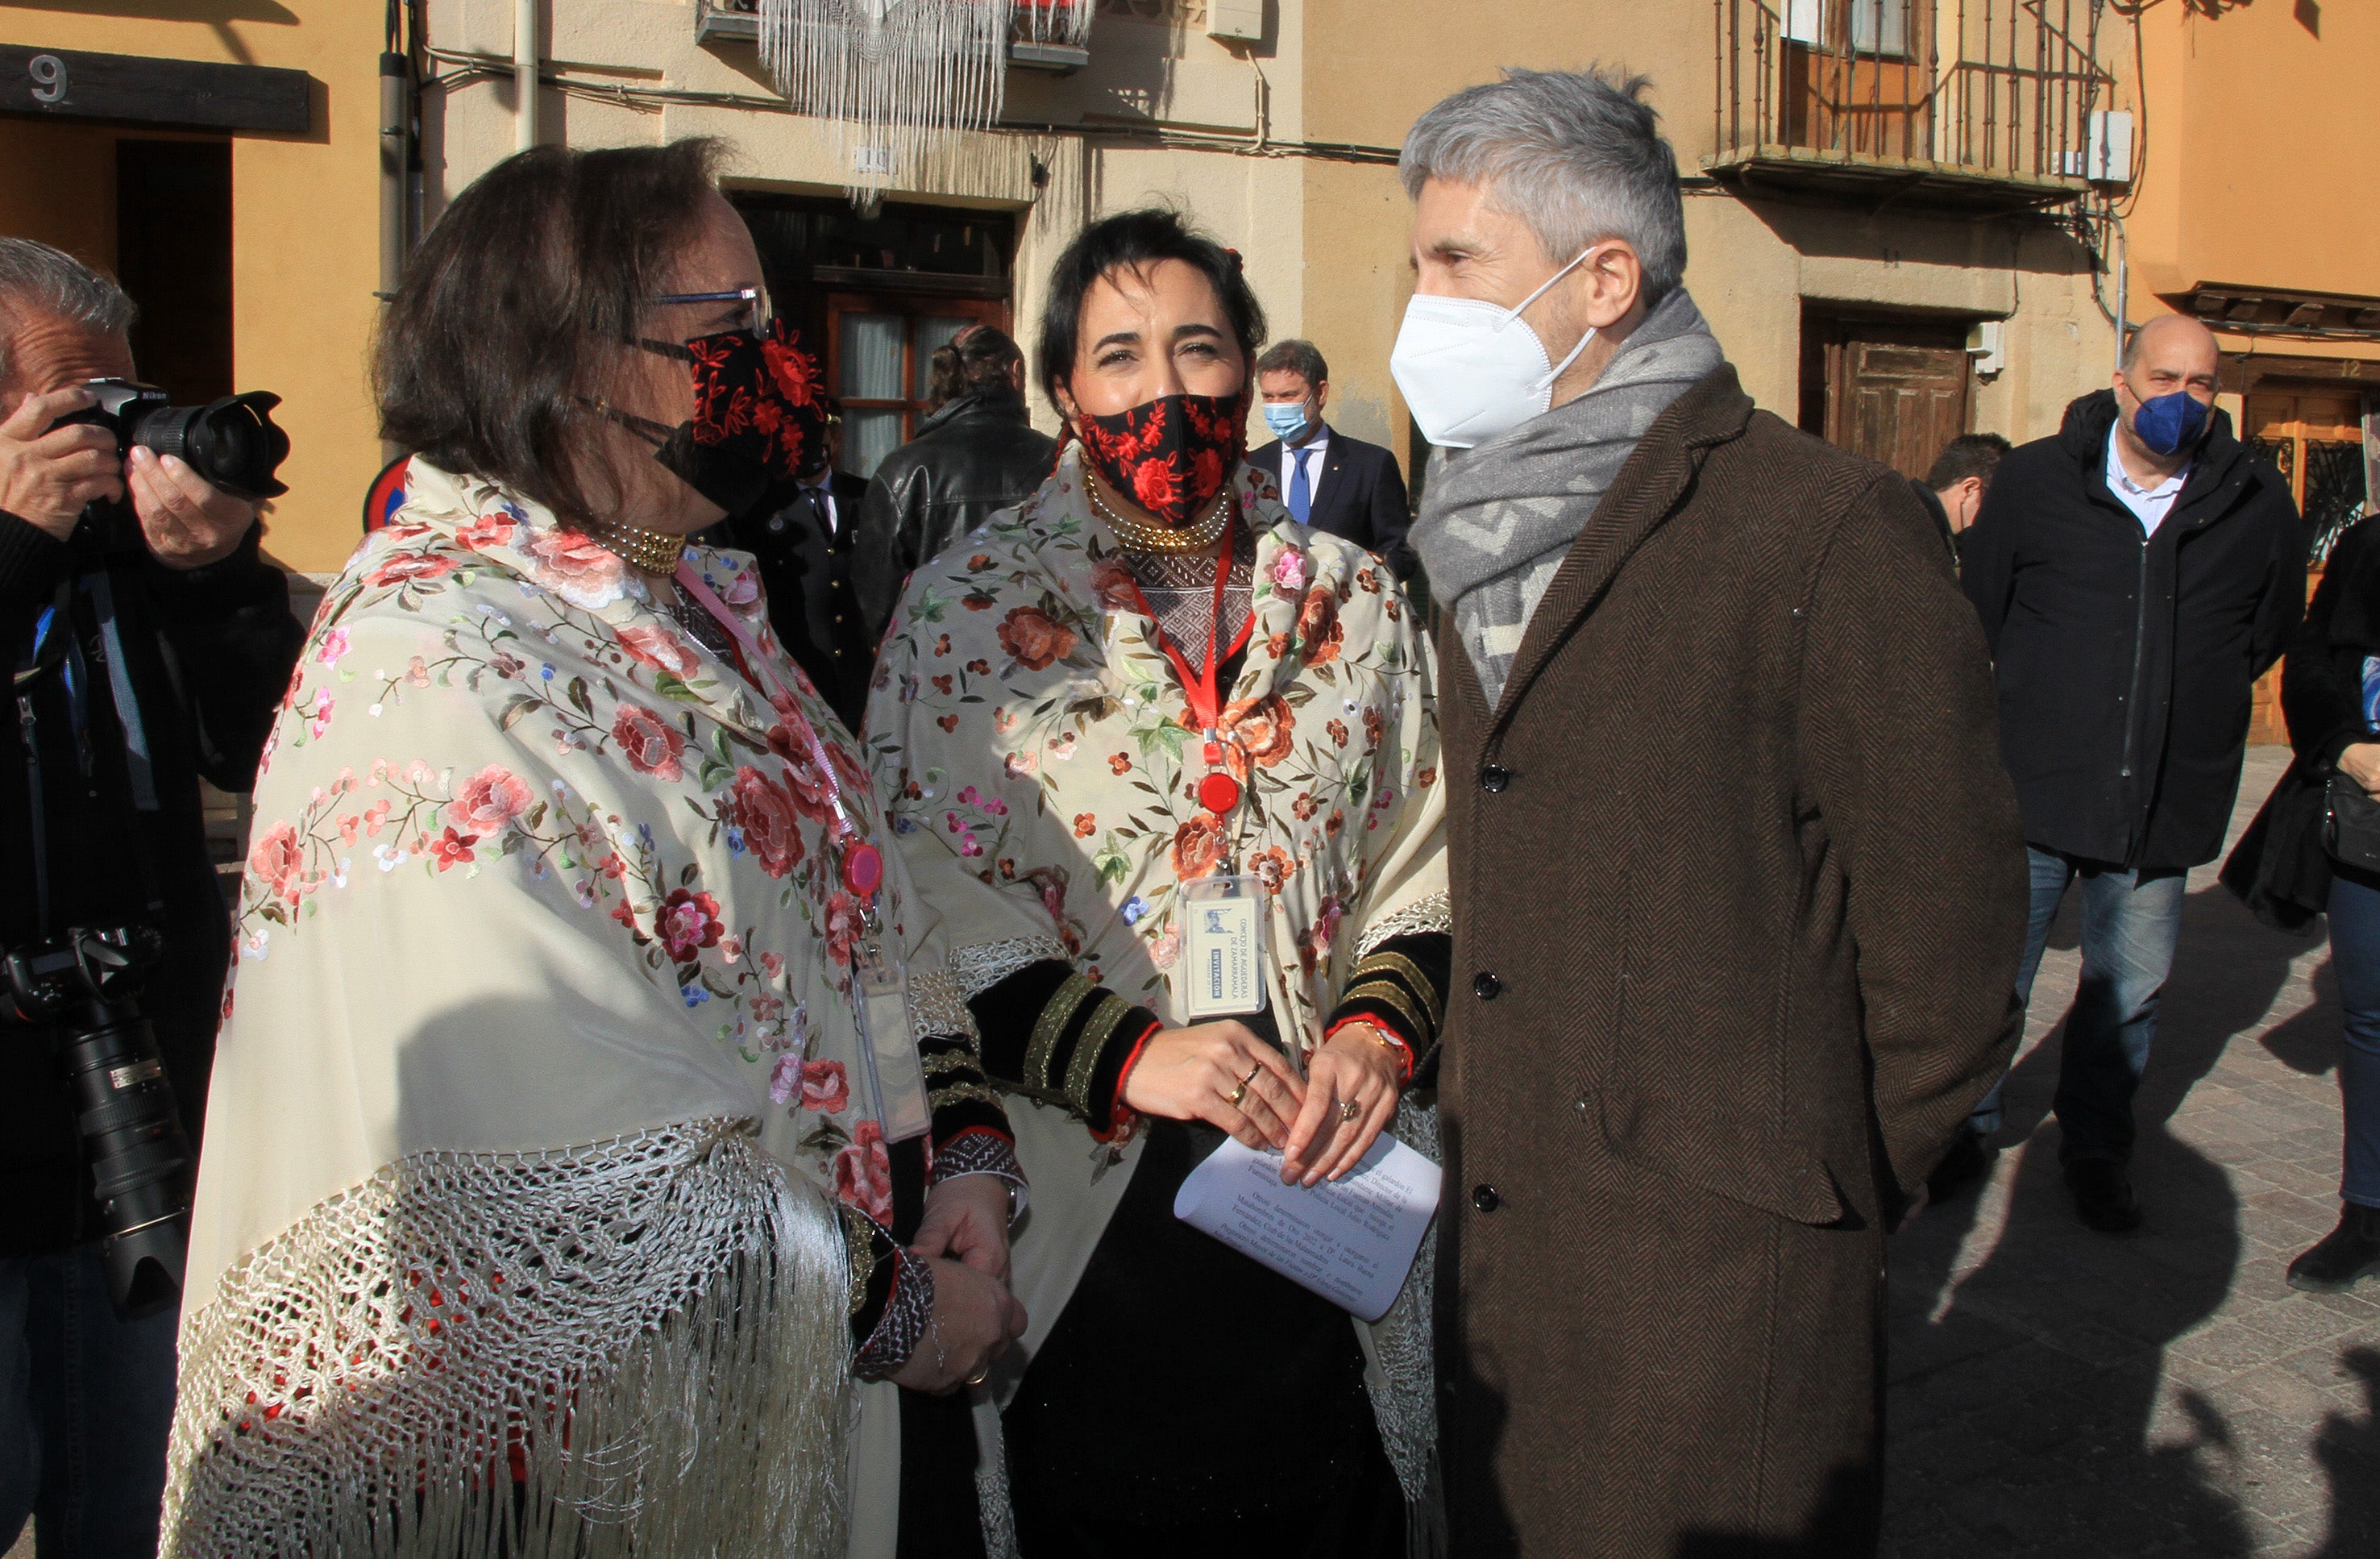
[1480,763,1511,793]
[1472,1184,1502,1212]
[1472,971,1502,1000]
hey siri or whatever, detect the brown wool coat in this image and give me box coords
[1435,367,2028,1558]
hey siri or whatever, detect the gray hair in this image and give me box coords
[1400,67,1688,305]
[1255,339,1328,387]
[0,238,136,385]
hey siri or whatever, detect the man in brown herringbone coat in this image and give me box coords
[1392,71,2029,1556]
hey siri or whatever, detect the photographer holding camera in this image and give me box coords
[0,239,301,1558]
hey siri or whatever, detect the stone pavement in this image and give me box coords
[1885,747,2380,1557]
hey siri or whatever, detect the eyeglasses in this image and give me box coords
[646,286,770,336]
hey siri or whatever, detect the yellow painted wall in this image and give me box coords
[2127,0,2380,306]
[0,3,385,576]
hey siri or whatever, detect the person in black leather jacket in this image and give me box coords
[851,325,1057,644]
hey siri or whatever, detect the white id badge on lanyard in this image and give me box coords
[1178,875,1269,1019]
[854,951,932,1142]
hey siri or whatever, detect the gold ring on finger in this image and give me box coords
[1338,1099,1362,1123]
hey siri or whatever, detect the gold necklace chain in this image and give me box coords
[1086,474,1231,554]
[585,518,687,576]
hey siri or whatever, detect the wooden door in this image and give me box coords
[1806,314,1973,478]
[2247,385,2368,745]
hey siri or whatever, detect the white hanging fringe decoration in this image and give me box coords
[758,0,1094,197]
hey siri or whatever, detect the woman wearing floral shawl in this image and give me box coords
[161,142,1027,1558]
[866,210,1450,1553]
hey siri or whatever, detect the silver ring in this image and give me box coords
[1338,1099,1362,1123]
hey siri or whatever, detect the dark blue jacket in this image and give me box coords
[1962,389,2306,870]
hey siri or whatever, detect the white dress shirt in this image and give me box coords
[800,472,840,535]
[2104,426,2188,538]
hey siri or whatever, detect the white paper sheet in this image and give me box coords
[1171,1131,1441,1323]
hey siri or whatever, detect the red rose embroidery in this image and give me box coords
[834,1119,894,1224]
[247,822,304,904]
[800,1058,850,1114]
[453,512,518,551]
[613,705,687,781]
[657,888,724,963]
[523,527,625,606]
[823,892,865,968]
[731,765,806,879]
[617,623,702,677]
[1090,553,1141,613]
[1297,587,1343,667]
[363,551,455,589]
[1171,813,1227,881]
[1219,692,1297,781]
[997,606,1079,671]
[447,764,533,835]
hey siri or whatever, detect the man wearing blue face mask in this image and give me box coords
[1245,339,1414,578]
[1960,314,2306,1233]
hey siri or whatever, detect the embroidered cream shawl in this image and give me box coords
[166,461,955,1558]
[864,447,1448,1526]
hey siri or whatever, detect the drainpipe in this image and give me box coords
[378,51,407,301]
[379,45,408,460]
[2111,208,2129,376]
[514,0,539,152]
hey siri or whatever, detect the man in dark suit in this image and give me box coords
[712,401,876,731]
[1246,340,1414,577]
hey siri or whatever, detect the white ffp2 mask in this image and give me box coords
[1390,247,1601,450]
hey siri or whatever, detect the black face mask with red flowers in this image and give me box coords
[1076,390,1248,527]
[609,318,829,518]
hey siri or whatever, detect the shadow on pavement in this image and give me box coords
[1882,874,2313,1555]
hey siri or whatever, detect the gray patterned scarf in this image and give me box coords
[1410,287,1724,705]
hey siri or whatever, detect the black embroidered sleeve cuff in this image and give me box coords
[1323,932,1452,1083]
[967,958,1163,1137]
[845,1201,932,1378]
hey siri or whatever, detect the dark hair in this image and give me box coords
[925,322,1024,411]
[1925,431,2013,493]
[375,138,727,526]
[1255,339,1327,388]
[1035,208,1266,414]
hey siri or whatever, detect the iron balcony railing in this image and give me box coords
[1712,0,2115,195]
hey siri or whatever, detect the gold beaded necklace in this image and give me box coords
[584,518,687,576]
[1086,473,1232,555]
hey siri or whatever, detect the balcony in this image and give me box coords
[1709,0,2116,214]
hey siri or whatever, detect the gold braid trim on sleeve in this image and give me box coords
[1064,994,1137,1116]
[1351,950,1445,1031]
[1022,974,1099,1102]
[1344,979,1431,1049]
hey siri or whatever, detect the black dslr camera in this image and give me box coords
[4,926,194,1318]
[57,379,290,501]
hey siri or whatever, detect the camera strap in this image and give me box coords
[13,577,73,939]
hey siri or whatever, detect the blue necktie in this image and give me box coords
[1288,447,1313,524]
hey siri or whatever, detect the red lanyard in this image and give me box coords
[674,563,884,902]
[1124,528,1254,817]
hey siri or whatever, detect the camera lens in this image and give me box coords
[121,393,290,501]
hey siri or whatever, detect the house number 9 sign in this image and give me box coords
[27,54,68,104]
